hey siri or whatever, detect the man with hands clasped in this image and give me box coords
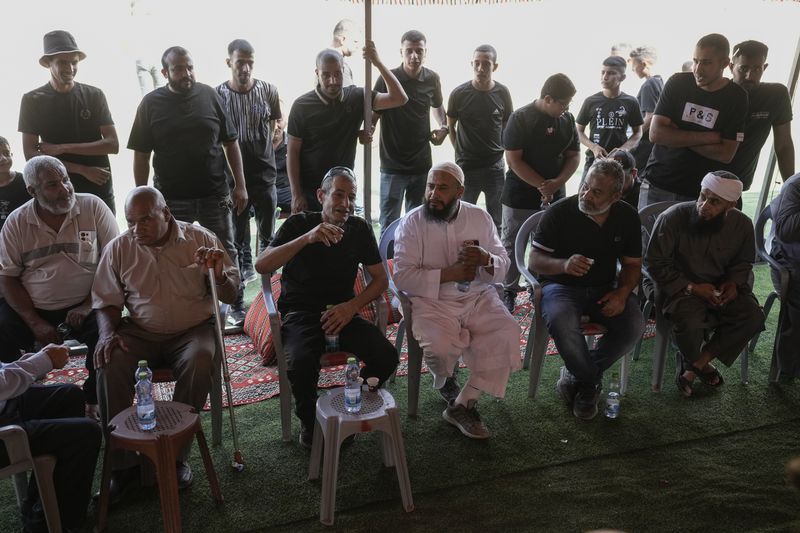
[529,159,644,420]
[255,166,398,448]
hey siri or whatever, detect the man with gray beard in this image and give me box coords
[647,170,765,396]
[529,159,644,420]
[0,155,119,412]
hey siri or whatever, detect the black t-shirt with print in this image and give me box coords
[576,91,643,168]
[642,72,747,198]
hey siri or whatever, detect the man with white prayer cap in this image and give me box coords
[646,170,765,396]
[393,161,521,439]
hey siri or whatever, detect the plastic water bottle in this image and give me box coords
[604,372,620,419]
[344,356,362,413]
[135,360,156,430]
[324,305,339,353]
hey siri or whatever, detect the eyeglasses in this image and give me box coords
[323,166,356,182]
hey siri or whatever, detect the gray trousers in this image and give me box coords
[501,204,540,292]
[666,292,765,367]
[637,180,695,212]
[98,319,215,468]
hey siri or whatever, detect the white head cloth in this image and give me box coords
[700,172,743,202]
[429,161,464,185]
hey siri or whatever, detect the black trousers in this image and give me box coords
[233,183,277,271]
[0,300,99,404]
[281,312,399,428]
[0,384,101,529]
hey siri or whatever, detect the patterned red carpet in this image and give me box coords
[42,292,654,408]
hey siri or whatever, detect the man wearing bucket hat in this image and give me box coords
[646,171,765,397]
[19,30,119,213]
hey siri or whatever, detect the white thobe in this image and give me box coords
[393,202,522,397]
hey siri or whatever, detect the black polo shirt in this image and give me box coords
[500,101,580,209]
[724,82,793,190]
[532,195,641,287]
[272,212,381,314]
[447,80,514,170]
[287,85,367,192]
[642,72,747,198]
[127,83,237,200]
[374,65,443,174]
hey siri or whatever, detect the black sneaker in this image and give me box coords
[442,399,490,439]
[573,383,602,420]
[502,290,516,313]
[438,376,461,404]
[555,366,577,407]
[299,423,314,449]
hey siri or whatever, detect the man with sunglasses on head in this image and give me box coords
[255,166,398,448]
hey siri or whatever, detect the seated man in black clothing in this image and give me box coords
[0,344,101,533]
[255,166,398,447]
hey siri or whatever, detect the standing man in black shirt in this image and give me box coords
[0,136,29,232]
[628,46,664,172]
[638,33,748,210]
[216,39,282,303]
[287,43,406,214]
[255,167,398,447]
[529,159,644,419]
[19,30,119,213]
[128,46,247,312]
[576,56,643,178]
[500,73,581,312]
[375,30,447,232]
[726,40,795,190]
[446,44,513,230]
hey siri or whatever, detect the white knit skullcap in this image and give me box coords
[428,162,464,185]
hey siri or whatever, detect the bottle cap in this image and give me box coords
[326,304,334,310]
[138,360,148,367]
[347,356,356,363]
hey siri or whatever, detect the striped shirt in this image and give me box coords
[215,79,281,143]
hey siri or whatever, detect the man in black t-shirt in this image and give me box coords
[447,44,513,230]
[19,30,119,213]
[0,137,29,232]
[255,167,398,447]
[287,43,406,214]
[500,73,581,312]
[529,159,644,420]
[628,46,664,171]
[216,39,282,298]
[639,33,747,210]
[576,56,643,177]
[726,40,794,190]
[374,30,447,232]
[128,46,248,320]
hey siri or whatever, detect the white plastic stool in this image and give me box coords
[308,387,414,526]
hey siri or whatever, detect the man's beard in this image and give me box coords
[39,191,76,215]
[578,198,612,217]
[423,197,459,223]
[689,208,726,234]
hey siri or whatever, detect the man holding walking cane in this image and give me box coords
[91,186,239,503]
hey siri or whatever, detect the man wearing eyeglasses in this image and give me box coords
[255,167,398,448]
[726,40,795,191]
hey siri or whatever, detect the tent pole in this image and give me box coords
[756,35,800,216]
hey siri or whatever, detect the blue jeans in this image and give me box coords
[461,164,504,231]
[540,283,644,385]
[379,172,427,232]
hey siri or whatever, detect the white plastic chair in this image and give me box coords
[0,424,62,533]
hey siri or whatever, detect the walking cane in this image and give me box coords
[208,266,245,472]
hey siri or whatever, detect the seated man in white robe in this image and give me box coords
[393,162,521,439]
